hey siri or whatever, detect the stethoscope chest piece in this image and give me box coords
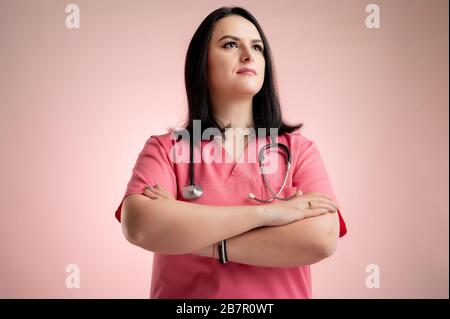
[182,184,204,200]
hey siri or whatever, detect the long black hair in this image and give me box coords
[179,6,303,141]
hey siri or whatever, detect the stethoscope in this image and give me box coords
[181,133,297,202]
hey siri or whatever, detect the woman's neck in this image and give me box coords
[210,96,254,131]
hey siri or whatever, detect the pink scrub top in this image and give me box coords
[114,130,347,299]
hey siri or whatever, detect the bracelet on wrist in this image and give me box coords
[218,240,228,264]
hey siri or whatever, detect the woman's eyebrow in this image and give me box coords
[217,35,263,44]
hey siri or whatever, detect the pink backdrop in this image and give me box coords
[0,0,448,298]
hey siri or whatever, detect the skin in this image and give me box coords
[206,14,266,161]
[207,14,265,133]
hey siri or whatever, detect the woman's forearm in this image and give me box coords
[194,211,339,268]
[226,212,339,267]
[123,194,267,254]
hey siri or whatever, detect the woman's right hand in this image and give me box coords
[262,190,340,227]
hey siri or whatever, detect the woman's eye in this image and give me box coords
[223,42,263,53]
[223,41,237,48]
[254,45,264,52]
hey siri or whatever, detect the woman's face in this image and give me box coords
[207,15,265,99]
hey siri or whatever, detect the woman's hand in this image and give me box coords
[143,184,175,200]
[262,190,340,227]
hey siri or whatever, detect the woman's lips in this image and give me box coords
[237,71,256,76]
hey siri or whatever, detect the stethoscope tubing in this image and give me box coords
[182,133,293,201]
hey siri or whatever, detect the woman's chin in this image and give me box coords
[234,90,258,97]
[232,85,261,96]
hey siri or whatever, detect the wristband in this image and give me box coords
[218,240,228,264]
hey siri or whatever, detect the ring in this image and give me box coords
[308,201,312,208]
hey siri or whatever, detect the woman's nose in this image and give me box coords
[240,45,255,62]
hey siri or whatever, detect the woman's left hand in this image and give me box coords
[143,184,176,200]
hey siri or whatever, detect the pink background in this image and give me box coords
[0,0,448,298]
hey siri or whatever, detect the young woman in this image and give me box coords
[114,6,347,299]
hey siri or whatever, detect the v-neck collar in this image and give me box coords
[213,131,257,165]
[211,132,265,183]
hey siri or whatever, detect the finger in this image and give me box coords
[144,185,165,197]
[313,198,340,211]
[303,208,330,218]
[143,188,159,199]
[303,201,336,212]
[310,203,337,212]
[154,184,171,197]
[155,184,176,200]
[149,185,164,195]
[306,192,333,201]
[304,194,339,210]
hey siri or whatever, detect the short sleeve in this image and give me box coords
[292,139,347,238]
[114,136,177,223]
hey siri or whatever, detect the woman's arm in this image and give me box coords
[121,193,267,254]
[195,210,339,267]
[231,210,340,267]
[128,184,339,263]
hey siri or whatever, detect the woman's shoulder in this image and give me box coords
[281,130,314,147]
[143,130,180,153]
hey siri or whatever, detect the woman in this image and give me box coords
[114,6,347,299]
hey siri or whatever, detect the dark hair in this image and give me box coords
[179,6,303,141]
